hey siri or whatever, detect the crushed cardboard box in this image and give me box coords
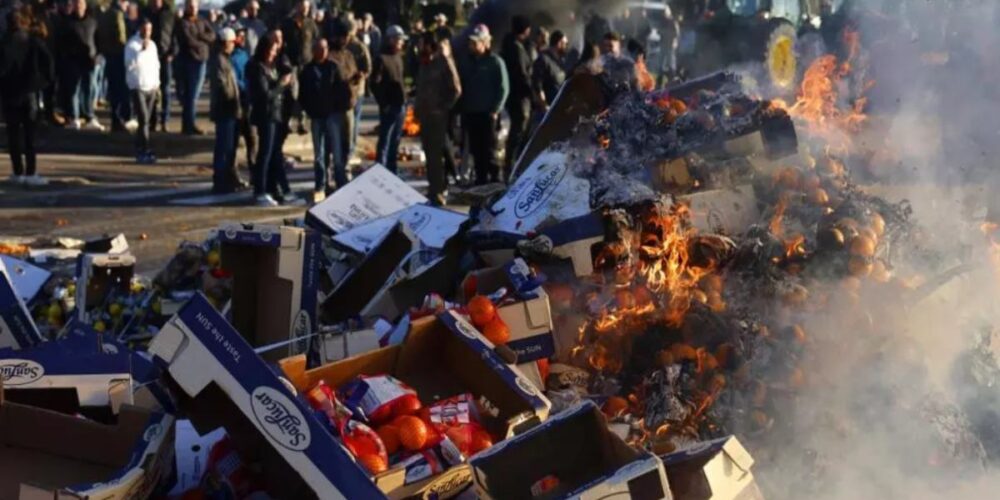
[307,164,429,235]
[0,255,51,306]
[661,435,764,500]
[0,258,44,350]
[333,204,468,255]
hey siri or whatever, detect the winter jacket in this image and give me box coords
[298,59,342,119]
[175,15,215,62]
[0,31,53,106]
[346,37,370,96]
[415,53,461,121]
[146,5,175,59]
[96,4,126,56]
[532,49,566,105]
[57,12,98,66]
[460,52,508,115]
[210,50,240,121]
[501,34,532,101]
[247,59,284,123]
[280,15,318,68]
[329,46,359,108]
[371,50,405,109]
[124,35,160,92]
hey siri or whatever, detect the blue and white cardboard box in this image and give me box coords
[470,150,604,277]
[216,223,320,362]
[149,293,386,499]
[469,400,671,500]
[74,252,136,323]
[333,203,468,255]
[660,435,763,500]
[0,258,44,350]
[0,255,51,306]
[0,385,175,500]
[460,259,555,390]
[306,164,429,235]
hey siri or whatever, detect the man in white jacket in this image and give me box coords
[125,18,161,164]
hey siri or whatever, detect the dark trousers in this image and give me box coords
[212,117,239,189]
[130,89,157,153]
[269,125,291,196]
[463,112,500,185]
[419,113,448,201]
[178,55,207,132]
[59,62,95,121]
[376,104,405,173]
[504,97,531,180]
[311,113,347,192]
[233,103,256,171]
[253,119,278,196]
[3,101,38,176]
[105,54,131,127]
[154,57,172,127]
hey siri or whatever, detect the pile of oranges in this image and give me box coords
[467,295,510,345]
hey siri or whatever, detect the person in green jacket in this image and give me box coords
[460,23,508,185]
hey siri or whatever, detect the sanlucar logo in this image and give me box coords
[0,359,44,386]
[514,163,567,218]
[515,376,539,397]
[250,386,312,451]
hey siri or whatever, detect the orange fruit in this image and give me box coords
[470,428,493,454]
[848,256,873,277]
[808,188,829,206]
[602,396,629,417]
[481,317,511,345]
[376,425,401,455]
[358,453,388,475]
[849,235,876,258]
[394,393,422,416]
[467,295,497,327]
[396,416,429,451]
[868,213,886,237]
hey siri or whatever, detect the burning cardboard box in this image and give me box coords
[217,223,320,362]
[471,150,604,278]
[279,310,552,498]
[461,258,555,390]
[306,164,429,235]
[0,380,175,500]
[0,258,44,350]
[661,436,764,500]
[469,400,671,500]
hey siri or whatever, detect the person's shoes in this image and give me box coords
[312,190,326,203]
[125,119,139,132]
[85,119,106,132]
[186,126,206,136]
[50,113,66,126]
[234,178,250,190]
[159,122,169,133]
[6,175,24,185]
[72,119,84,130]
[255,194,279,207]
[280,193,307,207]
[22,175,49,187]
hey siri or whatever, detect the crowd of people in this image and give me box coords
[0,0,671,206]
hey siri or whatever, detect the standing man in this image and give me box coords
[460,24,508,185]
[98,0,130,132]
[146,0,175,132]
[1,8,54,185]
[281,0,317,135]
[415,31,461,206]
[230,26,255,174]
[57,0,103,131]
[371,25,407,174]
[500,15,532,182]
[360,12,381,58]
[299,38,345,200]
[327,17,359,174]
[209,28,244,193]
[243,0,267,56]
[175,0,215,135]
[532,29,568,111]
[345,17,370,164]
[124,18,160,164]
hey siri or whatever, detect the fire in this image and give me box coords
[403,107,420,137]
[980,222,1000,282]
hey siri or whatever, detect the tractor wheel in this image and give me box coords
[764,22,798,94]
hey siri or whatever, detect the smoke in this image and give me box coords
[750,1,1000,499]
[466,0,627,43]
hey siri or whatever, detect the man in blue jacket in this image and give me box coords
[460,24,508,185]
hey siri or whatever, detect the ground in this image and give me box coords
[0,98,428,273]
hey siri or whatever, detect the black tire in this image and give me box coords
[763,22,798,93]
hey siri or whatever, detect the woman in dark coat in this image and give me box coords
[246,33,292,206]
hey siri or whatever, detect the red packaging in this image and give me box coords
[425,394,494,456]
[305,380,352,432]
[201,436,266,499]
[342,420,389,466]
[390,435,466,486]
[340,374,422,424]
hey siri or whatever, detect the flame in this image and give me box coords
[403,107,420,136]
[980,222,1000,283]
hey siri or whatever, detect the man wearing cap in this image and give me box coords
[209,28,245,194]
[460,24,508,185]
[415,31,461,206]
[371,25,407,174]
[501,15,533,182]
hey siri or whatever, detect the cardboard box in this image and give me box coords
[0,382,175,500]
[74,252,136,323]
[461,259,555,389]
[149,293,386,499]
[306,164,428,235]
[470,401,671,500]
[218,223,320,362]
[279,310,552,499]
[0,255,51,306]
[471,150,605,278]
[0,258,43,350]
[333,204,468,255]
[679,185,759,236]
[661,436,764,500]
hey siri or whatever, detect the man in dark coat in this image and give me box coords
[209,28,244,193]
[371,24,407,174]
[500,14,532,181]
[174,0,215,135]
[145,0,175,131]
[57,0,101,130]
